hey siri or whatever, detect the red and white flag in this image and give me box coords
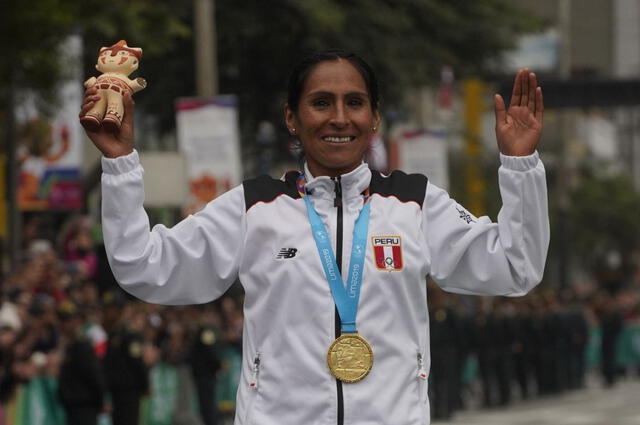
[372,236,403,271]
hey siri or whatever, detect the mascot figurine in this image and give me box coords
[80,40,146,132]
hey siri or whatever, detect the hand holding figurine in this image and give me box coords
[79,40,145,158]
[79,85,135,158]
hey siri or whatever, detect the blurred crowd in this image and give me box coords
[0,214,639,424]
[0,215,244,425]
[427,279,640,421]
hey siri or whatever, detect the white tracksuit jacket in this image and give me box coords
[101,150,549,425]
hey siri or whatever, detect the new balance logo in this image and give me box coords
[276,248,298,259]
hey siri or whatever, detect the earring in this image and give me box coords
[372,126,377,132]
[290,128,296,134]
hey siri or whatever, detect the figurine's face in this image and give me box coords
[96,49,139,75]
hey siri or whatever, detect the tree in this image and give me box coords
[568,167,640,288]
[2,0,540,147]
[218,0,540,129]
[0,0,76,116]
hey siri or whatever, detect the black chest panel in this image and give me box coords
[243,171,301,211]
[369,170,428,208]
[242,169,428,211]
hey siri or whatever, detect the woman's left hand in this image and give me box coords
[494,68,543,156]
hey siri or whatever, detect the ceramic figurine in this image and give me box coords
[80,40,146,132]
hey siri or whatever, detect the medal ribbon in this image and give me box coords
[298,175,370,334]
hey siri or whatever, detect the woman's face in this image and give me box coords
[285,59,380,177]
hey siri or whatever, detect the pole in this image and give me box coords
[557,0,571,287]
[194,0,218,97]
[463,78,486,217]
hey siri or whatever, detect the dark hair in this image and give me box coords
[287,49,379,113]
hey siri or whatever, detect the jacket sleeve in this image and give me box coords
[423,151,549,296]
[101,150,245,305]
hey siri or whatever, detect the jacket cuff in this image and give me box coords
[101,150,140,175]
[499,151,539,172]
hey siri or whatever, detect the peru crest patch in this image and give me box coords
[372,236,403,271]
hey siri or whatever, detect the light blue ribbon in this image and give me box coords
[302,194,370,333]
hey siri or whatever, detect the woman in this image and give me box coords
[80,49,548,425]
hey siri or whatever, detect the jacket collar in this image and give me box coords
[303,162,372,202]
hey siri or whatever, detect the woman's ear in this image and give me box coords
[284,103,296,134]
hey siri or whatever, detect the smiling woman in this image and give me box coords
[81,48,550,425]
[284,53,380,177]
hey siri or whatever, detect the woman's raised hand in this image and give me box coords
[79,87,135,158]
[494,68,543,157]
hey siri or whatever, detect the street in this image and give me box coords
[433,377,640,425]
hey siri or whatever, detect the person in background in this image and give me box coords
[596,291,623,387]
[427,284,461,419]
[0,324,20,405]
[57,300,106,425]
[189,306,224,425]
[103,305,152,425]
[62,216,98,281]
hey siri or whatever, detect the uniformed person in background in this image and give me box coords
[450,294,473,412]
[555,298,573,393]
[57,300,106,425]
[427,284,460,420]
[472,298,497,407]
[543,292,565,394]
[189,306,223,425]
[527,294,545,395]
[493,300,514,406]
[104,305,154,425]
[596,291,623,387]
[565,292,589,389]
[511,298,533,399]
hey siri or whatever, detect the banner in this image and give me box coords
[396,130,449,190]
[176,96,242,215]
[17,35,84,211]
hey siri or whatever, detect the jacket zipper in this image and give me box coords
[250,353,261,388]
[245,352,261,424]
[333,177,344,425]
[417,351,428,415]
[417,352,427,380]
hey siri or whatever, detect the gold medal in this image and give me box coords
[327,333,373,383]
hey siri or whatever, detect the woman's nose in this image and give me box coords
[329,104,348,128]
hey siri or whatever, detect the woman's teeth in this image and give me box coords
[323,136,353,143]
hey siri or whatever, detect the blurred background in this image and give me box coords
[1,0,640,424]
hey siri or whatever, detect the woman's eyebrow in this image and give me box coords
[305,90,369,98]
